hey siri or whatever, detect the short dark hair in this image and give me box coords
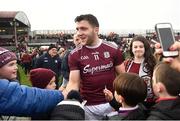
[113,73,147,107]
[154,62,180,96]
[48,44,57,51]
[74,14,99,27]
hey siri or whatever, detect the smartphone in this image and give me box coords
[155,23,178,57]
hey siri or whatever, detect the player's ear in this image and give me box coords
[94,27,99,34]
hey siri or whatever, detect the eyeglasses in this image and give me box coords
[0,50,9,55]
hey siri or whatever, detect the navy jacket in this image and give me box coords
[35,52,61,78]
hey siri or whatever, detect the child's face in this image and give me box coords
[0,60,18,80]
[46,76,56,90]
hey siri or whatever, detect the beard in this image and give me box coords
[86,32,96,46]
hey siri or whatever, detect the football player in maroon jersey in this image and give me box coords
[63,14,124,120]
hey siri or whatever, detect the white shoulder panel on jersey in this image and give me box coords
[70,45,83,55]
[102,40,118,49]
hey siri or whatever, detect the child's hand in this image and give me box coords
[103,87,113,102]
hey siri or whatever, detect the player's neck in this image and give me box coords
[87,37,101,48]
[91,36,100,46]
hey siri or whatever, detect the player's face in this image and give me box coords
[132,41,145,58]
[75,20,98,46]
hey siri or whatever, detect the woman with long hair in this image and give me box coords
[104,35,156,110]
[123,35,156,108]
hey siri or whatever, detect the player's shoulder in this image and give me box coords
[102,40,118,50]
[70,45,83,55]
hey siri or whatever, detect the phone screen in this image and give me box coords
[158,28,174,51]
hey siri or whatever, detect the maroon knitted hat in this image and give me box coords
[0,47,17,68]
[29,68,56,89]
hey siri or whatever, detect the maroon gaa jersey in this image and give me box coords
[69,40,123,105]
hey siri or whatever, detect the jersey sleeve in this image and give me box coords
[68,51,80,71]
[114,48,123,66]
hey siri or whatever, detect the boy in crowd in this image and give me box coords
[103,73,148,120]
[147,62,180,120]
[0,47,64,117]
[29,68,57,119]
[29,68,56,90]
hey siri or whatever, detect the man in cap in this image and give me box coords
[34,44,61,88]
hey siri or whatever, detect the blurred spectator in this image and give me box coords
[59,33,82,91]
[34,44,61,89]
[21,51,32,74]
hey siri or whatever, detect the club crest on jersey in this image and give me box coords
[104,52,110,58]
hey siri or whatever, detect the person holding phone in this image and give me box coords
[155,23,178,57]
[155,41,180,71]
[154,23,180,71]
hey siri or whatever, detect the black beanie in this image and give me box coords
[48,44,57,51]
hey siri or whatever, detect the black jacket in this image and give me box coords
[103,103,148,120]
[35,52,61,78]
[147,97,180,120]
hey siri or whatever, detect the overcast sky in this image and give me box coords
[0,0,180,33]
